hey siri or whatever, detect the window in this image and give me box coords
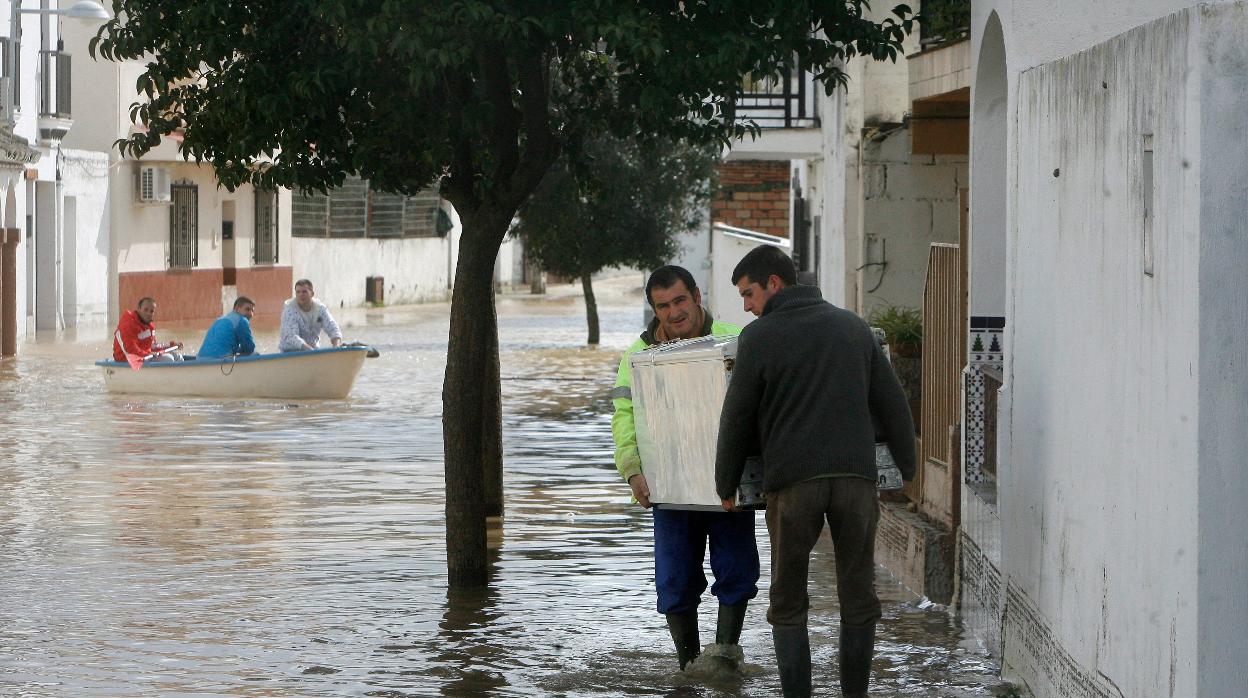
[254,188,279,264]
[292,190,328,238]
[290,177,448,238]
[169,182,198,268]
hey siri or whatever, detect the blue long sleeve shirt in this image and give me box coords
[198,311,256,358]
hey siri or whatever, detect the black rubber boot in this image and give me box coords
[772,624,811,697]
[715,602,748,645]
[665,611,701,670]
[839,623,876,697]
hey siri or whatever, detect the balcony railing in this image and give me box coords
[39,50,70,119]
[733,65,819,129]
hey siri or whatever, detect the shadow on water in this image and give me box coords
[0,280,1005,696]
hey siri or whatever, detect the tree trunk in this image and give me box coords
[582,273,600,345]
[443,216,507,587]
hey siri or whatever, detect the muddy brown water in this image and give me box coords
[0,282,1005,696]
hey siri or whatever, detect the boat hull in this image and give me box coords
[96,347,369,399]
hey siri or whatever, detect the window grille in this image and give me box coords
[169,183,199,268]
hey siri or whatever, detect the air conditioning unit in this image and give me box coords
[135,166,171,204]
[0,77,14,125]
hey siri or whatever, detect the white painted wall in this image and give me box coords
[292,235,454,309]
[60,149,111,327]
[1192,6,1248,694]
[966,3,1248,695]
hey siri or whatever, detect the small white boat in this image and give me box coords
[96,346,371,399]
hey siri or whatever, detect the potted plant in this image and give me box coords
[868,305,922,358]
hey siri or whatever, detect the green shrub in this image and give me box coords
[868,305,923,346]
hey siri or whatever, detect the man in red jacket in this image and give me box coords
[112,297,183,366]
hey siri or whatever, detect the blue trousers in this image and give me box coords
[652,507,760,615]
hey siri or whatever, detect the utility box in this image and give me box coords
[365,276,384,305]
[628,335,764,510]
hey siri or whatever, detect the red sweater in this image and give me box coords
[112,310,167,361]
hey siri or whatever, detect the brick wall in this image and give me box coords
[710,160,791,238]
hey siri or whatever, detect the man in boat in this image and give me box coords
[198,297,257,358]
[279,279,343,352]
[611,265,759,672]
[714,246,915,698]
[112,297,184,363]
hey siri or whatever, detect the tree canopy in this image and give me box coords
[515,134,719,343]
[516,134,718,281]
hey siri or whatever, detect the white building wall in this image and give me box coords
[292,235,454,309]
[965,3,1248,695]
[1193,6,1248,694]
[60,150,111,327]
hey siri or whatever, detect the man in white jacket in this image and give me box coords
[279,279,344,352]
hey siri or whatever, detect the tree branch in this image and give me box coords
[444,71,482,213]
[481,41,521,189]
[504,44,558,211]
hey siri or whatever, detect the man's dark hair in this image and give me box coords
[233,296,255,310]
[645,265,698,307]
[136,297,155,309]
[294,278,314,291]
[731,245,797,287]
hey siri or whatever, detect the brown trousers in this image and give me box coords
[765,476,882,629]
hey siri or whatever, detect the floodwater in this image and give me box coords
[0,279,1007,697]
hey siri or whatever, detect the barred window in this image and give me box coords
[254,189,279,264]
[292,190,329,238]
[329,178,368,238]
[169,183,198,269]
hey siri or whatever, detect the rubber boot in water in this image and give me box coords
[715,602,747,645]
[772,624,811,697]
[839,623,875,697]
[704,602,748,672]
[665,611,700,670]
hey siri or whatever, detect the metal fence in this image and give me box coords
[733,64,819,129]
[917,243,964,526]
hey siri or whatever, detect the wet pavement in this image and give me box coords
[0,277,1007,696]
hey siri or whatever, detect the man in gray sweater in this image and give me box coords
[714,245,915,698]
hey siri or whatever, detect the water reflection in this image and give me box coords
[0,280,1003,696]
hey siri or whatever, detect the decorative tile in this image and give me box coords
[964,316,1004,485]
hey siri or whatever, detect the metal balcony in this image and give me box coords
[733,65,820,130]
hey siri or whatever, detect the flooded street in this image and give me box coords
[0,279,1004,696]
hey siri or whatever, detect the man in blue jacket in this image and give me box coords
[198,297,257,358]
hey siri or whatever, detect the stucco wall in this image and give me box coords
[1194,5,1248,694]
[1001,9,1213,696]
[290,236,453,309]
[60,150,112,328]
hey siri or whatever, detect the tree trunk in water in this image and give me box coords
[443,217,506,587]
[582,273,600,345]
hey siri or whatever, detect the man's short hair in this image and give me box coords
[645,266,698,307]
[294,279,314,291]
[731,245,797,287]
[233,296,255,310]
[136,297,155,309]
